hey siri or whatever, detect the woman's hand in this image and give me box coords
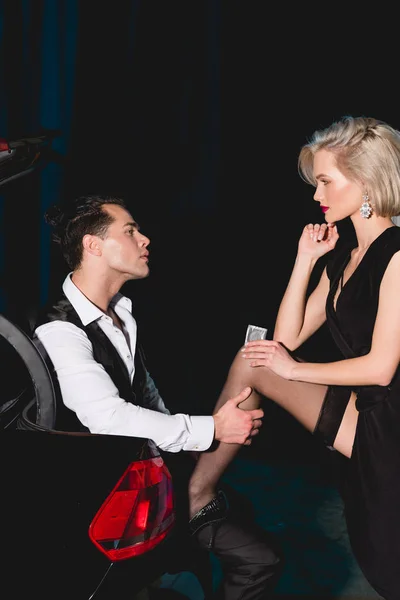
[298,223,339,259]
[241,340,298,380]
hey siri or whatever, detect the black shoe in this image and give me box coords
[189,490,229,549]
[190,490,282,599]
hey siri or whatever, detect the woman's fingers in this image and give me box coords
[305,222,330,241]
[241,340,277,355]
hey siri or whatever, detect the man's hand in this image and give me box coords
[213,387,264,445]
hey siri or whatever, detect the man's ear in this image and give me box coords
[82,234,102,257]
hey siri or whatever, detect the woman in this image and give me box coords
[189,115,400,600]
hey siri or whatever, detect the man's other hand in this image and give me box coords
[213,387,264,445]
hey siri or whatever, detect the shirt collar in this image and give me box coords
[62,274,132,326]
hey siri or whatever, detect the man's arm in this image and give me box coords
[34,321,263,452]
[35,321,214,452]
[142,370,171,415]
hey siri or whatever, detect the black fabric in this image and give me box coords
[163,451,283,600]
[313,385,352,449]
[34,293,148,432]
[320,225,400,600]
[195,518,282,600]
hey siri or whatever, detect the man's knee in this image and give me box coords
[210,522,283,598]
[208,518,282,569]
[246,533,284,581]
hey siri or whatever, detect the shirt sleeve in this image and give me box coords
[34,321,215,453]
[142,370,171,414]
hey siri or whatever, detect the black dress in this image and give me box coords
[315,225,400,600]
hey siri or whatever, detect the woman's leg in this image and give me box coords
[188,349,358,517]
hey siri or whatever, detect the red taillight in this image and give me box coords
[0,139,10,152]
[89,457,175,561]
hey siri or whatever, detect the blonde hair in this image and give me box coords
[298,116,400,217]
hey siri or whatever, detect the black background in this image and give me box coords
[1,1,398,460]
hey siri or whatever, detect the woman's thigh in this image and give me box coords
[221,350,357,458]
[333,393,358,458]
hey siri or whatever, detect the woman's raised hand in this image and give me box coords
[298,222,339,258]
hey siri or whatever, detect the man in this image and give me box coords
[34,194,282,598]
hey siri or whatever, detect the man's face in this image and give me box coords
[98,204,150,280]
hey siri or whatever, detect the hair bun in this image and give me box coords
[44,203,66,228]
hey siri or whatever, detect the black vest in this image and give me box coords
[34,294,147,432]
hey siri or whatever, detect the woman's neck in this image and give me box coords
[351,215,394,251]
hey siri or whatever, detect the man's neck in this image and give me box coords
[71,270,123,314]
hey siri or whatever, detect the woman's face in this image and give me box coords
[312,149,363,223]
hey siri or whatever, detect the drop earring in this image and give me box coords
[360,192,372,219]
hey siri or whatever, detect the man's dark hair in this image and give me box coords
[44,194,128,270]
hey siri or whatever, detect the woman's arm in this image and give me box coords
[273,260,329,351]
[287,250,400,386]
[273,223,339,350]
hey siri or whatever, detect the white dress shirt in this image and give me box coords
[34,274,214,452]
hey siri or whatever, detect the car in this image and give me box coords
[0,134,213,600]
